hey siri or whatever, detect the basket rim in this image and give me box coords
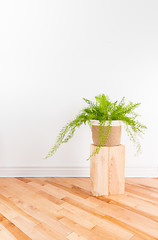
[90,120,122,126]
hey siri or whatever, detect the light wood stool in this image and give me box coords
[90,144,125,196]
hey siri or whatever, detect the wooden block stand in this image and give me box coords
[90,144,125,196]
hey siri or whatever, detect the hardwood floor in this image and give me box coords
[0,178,157,240]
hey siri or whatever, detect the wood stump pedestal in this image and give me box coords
[90,144,125,196]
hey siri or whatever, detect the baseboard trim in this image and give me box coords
[0,166,157,177]
[125,167,158,177]
[0,167,90,177]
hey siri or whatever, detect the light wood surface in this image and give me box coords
[90,144,125,196]
[0,177,157,240]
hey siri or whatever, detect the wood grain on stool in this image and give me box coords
[90,144,125,196]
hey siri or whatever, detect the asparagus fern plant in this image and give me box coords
[45,94,147,160]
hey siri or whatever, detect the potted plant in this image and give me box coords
[45,94,147,160]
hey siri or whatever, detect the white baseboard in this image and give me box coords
[0,166,157,177]
[125,167,158,177]
[0,167,89,177]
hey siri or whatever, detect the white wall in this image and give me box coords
[0,0,158,176]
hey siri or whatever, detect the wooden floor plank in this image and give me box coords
[0,177,157,240]
[11,216,49,240]
[60,217,107,240]
[60,196,155,240]
[125,183,158,203]
[35,222,67,240]
[126,178,158,191]
[67,232,87,240]
[0,225,17,240]
[61,196,134,239]
[97,194,158,222]
[0,213,32,240]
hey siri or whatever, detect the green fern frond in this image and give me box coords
[45,94,147,160]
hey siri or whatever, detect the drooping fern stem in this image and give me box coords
[86,120,112,160]
[45,94,147,160]
[45,113,86,159]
